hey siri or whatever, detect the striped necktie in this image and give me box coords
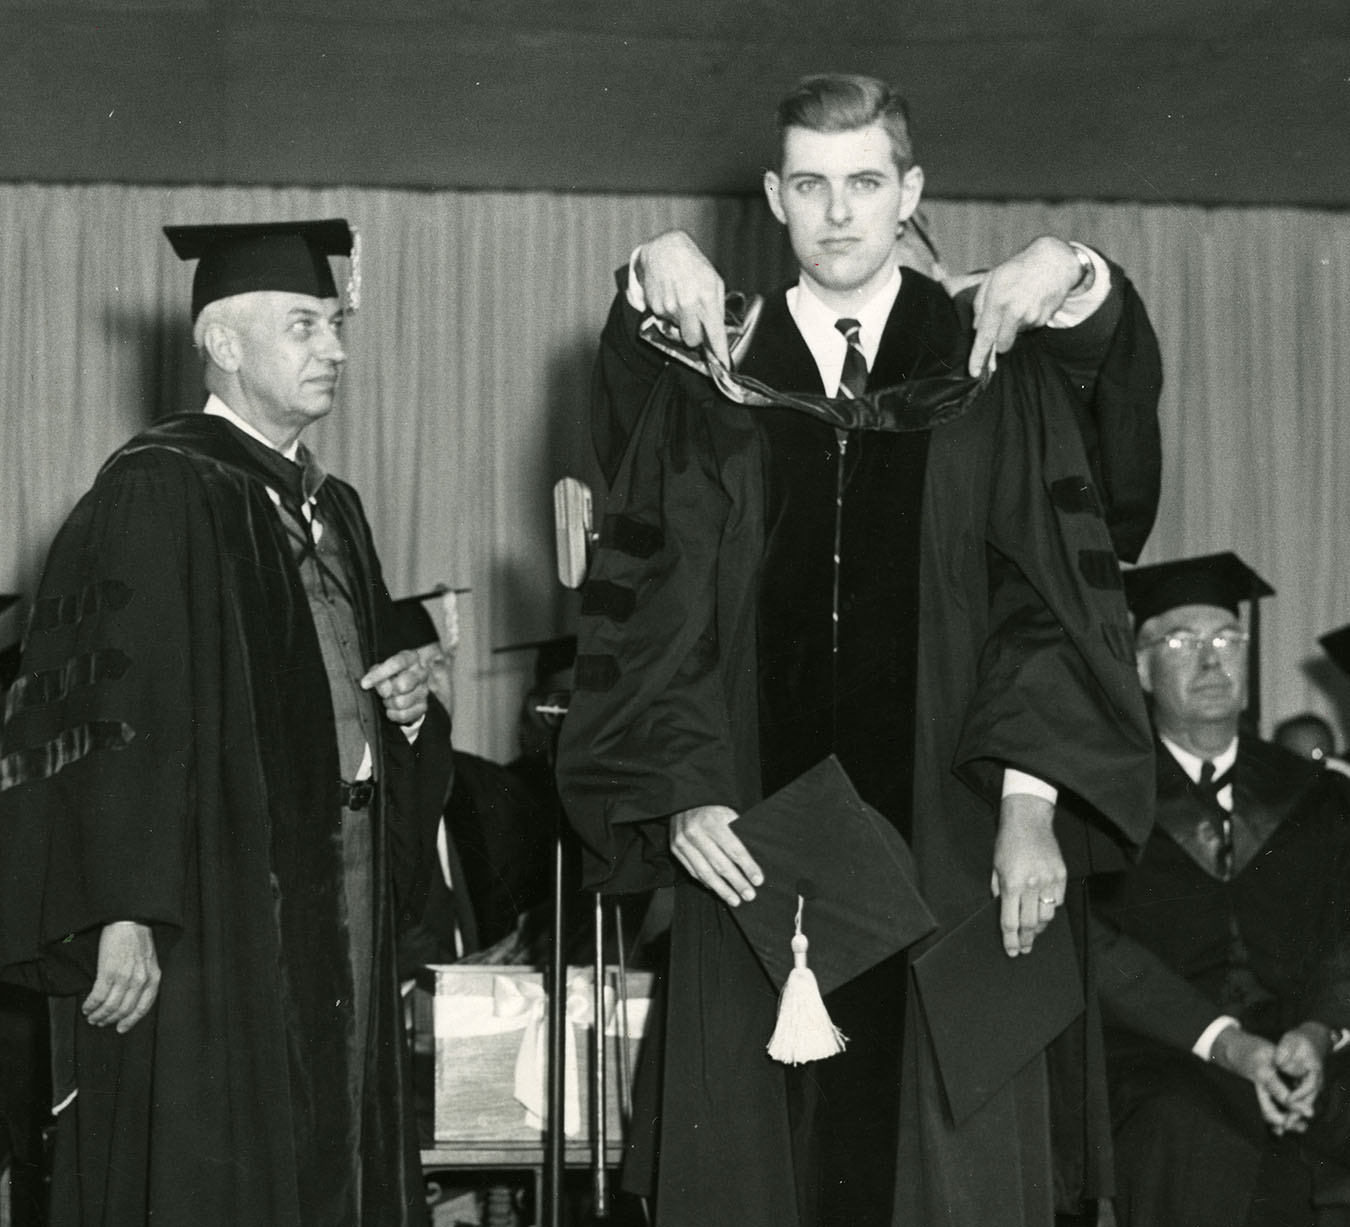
[835,317,868,399]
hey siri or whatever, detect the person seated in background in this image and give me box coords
[1308,625,1350,778]
[390,597,566,973]
[1095,552,1350,1227]
[1274,713,1343,767]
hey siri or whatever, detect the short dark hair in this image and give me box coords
[775,74,916,174]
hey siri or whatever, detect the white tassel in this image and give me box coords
[344,224,362,313]
[766,895,846,1065]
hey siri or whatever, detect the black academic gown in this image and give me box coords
[558,265,1161,1227]
[0,414,447,1227]
[1095,738,1350,1227]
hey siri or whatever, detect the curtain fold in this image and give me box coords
[2,183,1347,754]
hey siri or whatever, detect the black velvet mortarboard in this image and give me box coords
[728,756,936,998]
[1123,551,1274,625]
[912,899,1082,1124]
[163,219,353,319]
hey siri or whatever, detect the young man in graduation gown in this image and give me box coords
[1095,554,1350,1227]
[557,74,1163,1227]
[0,221,450,1226]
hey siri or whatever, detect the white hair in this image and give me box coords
[191,294,251,353]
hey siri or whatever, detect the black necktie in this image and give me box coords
[1195,759,1267,1008]
[835,318,868,399]
[1197,760,1236,880]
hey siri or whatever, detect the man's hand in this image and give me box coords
[361,649,430,725]
[1272,1022,1331,1130]
[1210,1024,1315,1133]
[968,236,1086,377]
[83,920,160,1034]
[634,231,730,368]
[414,641,454,721]
[991,792,1066,956]
[670,805,763,909]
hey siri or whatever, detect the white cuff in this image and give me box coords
[1047,243,1110,329]
[1001,769,1059,804]
[401,715,425,744]
[1193,1015,1241,1061]
[626,246,648,312]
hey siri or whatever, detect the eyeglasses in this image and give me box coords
[1141,630,1250,656]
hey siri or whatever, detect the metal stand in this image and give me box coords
[592,893,609,1219]
[545,473,632,1226]
[544,769,567,1227]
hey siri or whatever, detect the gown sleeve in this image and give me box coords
[557,302,760,893]
[953,271,1160,860]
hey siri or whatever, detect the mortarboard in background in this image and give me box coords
[1320,624,1350,678]
[388,587,468,655]
[912,899,1083,1125]
[1122,551,1274,626]
[1124,551,1275,726]
[163,219,355,320]
[388,595,439,653]
[728,756,936,998]
[493,634,578,689]
[0,594,22,691]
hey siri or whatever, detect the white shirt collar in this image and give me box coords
[786,266,903,396]
[203,394,302,463]
[1161,733,1239,784]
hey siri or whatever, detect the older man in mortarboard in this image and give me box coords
[0,221,450,1227]
[1094,551,1350,1227]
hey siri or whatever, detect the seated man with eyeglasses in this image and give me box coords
[1093,551,1350,1227]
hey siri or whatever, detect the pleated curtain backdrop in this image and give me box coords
[1,182,1348,756]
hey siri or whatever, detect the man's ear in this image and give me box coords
[897,164,925,225]
[1136,649,1154,695]
[201,321,240,373]
[763,170,787,225]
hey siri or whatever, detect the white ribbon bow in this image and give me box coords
[496,971,594,1136]
[434,968,649,1137]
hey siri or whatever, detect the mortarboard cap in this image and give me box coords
[1123,551,1274,626]
[0,645,19,691]
[493,634,578,687]
[1320,624,1350,678]
[388,595,440,653]
[163,219,355,320]
[912,899,1083,1124]
[0,594,22,691]
[387,586,470,654]
[729,756,936,1000]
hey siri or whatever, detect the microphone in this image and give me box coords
[553,477,595,590]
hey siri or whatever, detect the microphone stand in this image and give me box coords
[542,707,568,1227]
[546,475,608,1225]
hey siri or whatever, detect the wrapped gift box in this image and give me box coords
[430,964,652,1144]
